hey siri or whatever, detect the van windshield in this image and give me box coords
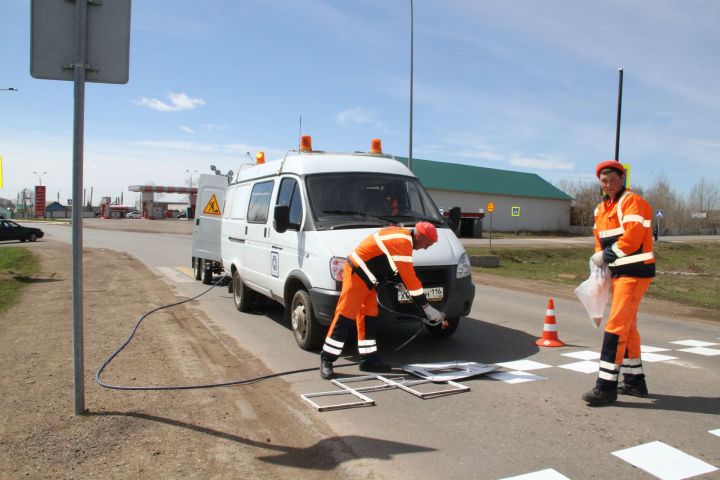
[306,173,443,230]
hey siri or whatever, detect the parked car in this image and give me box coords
[177,211,188,219]
[0,220,44,243]
[127,211,142,219]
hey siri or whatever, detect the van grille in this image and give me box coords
[415,267,449,287]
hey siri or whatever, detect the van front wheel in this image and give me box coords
[290,290,324,350]
[232,270,256,312]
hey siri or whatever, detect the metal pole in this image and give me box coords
[489,213,492,250]
[614,67,623,162]
[408,0,414,172]
[72,0,88,415]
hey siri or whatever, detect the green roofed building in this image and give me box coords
[395,156,572,233]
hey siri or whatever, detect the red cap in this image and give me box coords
[415,221,438,242]
[596,160,626,178]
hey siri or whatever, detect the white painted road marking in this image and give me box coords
[157,266,194,283]
[612,441,718,480]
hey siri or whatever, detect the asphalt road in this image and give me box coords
[20,223,720,479]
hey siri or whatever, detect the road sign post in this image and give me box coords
[511,206,520,236]
[486,202,495,249]
[31,0,131,415]
[655,210,664,242]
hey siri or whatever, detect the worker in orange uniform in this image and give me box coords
[320,221,444,379]
[582,160,655,406]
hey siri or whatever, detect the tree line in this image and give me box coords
[558,177,720,234]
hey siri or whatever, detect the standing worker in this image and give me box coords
[583,160,656,406]
[320,221,445,379]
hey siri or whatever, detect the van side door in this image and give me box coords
[243,180,274,293]
[221,183,250,276]
[267,176,305,302]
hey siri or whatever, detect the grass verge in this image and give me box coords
[467,242,720,312]
[0,247,39,313]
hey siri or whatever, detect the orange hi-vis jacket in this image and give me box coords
[348,225,428,306]
[594,187,655,278]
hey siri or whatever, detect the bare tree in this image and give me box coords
[687,178,719,230]
[557,179,602,226]
[644,174,687,233]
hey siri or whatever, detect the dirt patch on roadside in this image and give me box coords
[0,241,359,480]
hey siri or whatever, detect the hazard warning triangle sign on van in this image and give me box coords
[203,194,221,215]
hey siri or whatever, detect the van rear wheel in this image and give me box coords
[232,270,256,312]
[192,257,202,280]
[425,316,460,338]
[290,290,324,350]
[201,261,213,285]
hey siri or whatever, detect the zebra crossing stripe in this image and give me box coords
[612,441,718,480]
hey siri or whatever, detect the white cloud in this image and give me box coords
[510,155,574,171]
[337,107,383,129]
[180,126,194,134]
[134,92,206,112]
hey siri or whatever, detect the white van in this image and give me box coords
[221,137,475,350]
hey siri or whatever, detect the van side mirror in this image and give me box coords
[448,206,461,233]
[274,205,290,233]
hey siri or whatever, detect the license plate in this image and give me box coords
[397,286,444,303]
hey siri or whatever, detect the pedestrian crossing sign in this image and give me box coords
[203,194,221,215]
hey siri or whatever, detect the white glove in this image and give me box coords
[591,251,605,267]
[422,304,445,326]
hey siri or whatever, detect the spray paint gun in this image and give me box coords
[422,303,447,329]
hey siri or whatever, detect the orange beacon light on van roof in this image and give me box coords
[370,138,382,154]
[256,152,265,164]
[299,135,312,152]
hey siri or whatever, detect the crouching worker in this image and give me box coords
[320,221,444,379]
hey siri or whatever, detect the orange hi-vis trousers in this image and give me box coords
[321,262,379,362]
[596,276,652,391]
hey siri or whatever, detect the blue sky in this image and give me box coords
[1,0,719,205]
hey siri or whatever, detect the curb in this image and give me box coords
[470,255,500,268]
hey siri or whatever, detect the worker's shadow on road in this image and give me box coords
[615,394,720,416]
[249,302,541,365]
[90,411,434,469]
[378,315,541,366]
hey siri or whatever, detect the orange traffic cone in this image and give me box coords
[535,298,565,347]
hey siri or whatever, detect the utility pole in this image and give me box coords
[408,0,414,172]
[614,67,623,162]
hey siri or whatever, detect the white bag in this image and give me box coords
[574,259,612,328]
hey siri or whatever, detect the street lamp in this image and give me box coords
[33,170,47,185]
[186,169,198,187]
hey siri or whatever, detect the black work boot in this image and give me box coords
[582,387,617,406]
[618,379,649,397]
[320,359,334,380]
[358,357,392,373]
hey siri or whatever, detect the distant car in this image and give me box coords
[0,220,44,243]
[177,211,188,219]
[127,211,142,219]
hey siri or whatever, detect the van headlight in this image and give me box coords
[330,257,346,282]
[456,253,471,278]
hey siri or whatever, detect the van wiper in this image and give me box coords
[322,210,394,224]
